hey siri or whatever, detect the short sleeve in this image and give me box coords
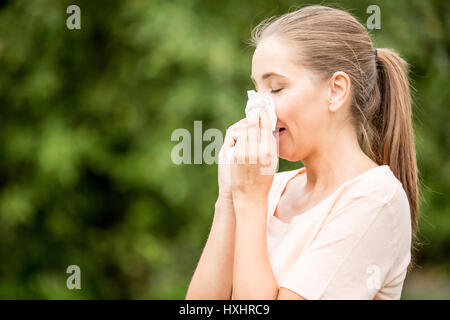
[279,192,402,300]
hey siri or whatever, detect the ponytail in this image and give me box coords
[366,48,420,267]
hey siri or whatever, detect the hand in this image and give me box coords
[217,118,249,200]
[229,108,278,203]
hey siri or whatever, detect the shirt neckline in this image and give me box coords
[270,165,390,226]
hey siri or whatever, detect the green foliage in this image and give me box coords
[0,0,448,298]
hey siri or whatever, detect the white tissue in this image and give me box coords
[244,90,277,131]
[226,90,277,164]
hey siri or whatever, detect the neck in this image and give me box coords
[301,125,377,193]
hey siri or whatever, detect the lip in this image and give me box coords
[273,128,285,137]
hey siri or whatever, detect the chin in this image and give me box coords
[277,144,304,162]
[278,150,296,162]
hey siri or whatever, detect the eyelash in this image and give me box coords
[254,88,283,94]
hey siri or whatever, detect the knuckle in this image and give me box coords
[237,118,248,126]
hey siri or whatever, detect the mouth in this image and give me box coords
[273,127,286,137]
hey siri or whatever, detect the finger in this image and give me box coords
[223,129,237,148]
[259,108,274,164]
[246,110,260,132]
[259,128,275,166]
[225,122,248,147]
[227,118,248,132]
[235,126,248,165]
[226,120,248,138]
[222,120,247,165]
[260,108,272,131]
[246,111,259,164]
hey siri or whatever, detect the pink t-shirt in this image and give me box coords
[267,165,412,299]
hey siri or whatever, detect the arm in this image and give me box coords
[186,118,249,299]
[232,197,279,299]
[232,197,307,300]
[185,196,235,299]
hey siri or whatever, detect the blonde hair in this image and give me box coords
[249,5,421,271]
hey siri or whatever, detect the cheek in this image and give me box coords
[274,86,329,160]
[276,87,325,135]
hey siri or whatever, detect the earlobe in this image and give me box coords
[328,81,339,112]
[329,102,340,112]
[329,97,340,112]
[327,87,337,111]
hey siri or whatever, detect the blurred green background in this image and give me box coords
[0,0,448,299]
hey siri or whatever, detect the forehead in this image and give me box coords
[251,36,299,81]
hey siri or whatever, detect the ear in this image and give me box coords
[327,71,351,112]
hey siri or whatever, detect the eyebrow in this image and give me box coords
[251,72,287,84]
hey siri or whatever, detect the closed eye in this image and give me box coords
[271,88,283,94]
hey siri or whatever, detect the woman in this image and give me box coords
[186,5,419,300]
